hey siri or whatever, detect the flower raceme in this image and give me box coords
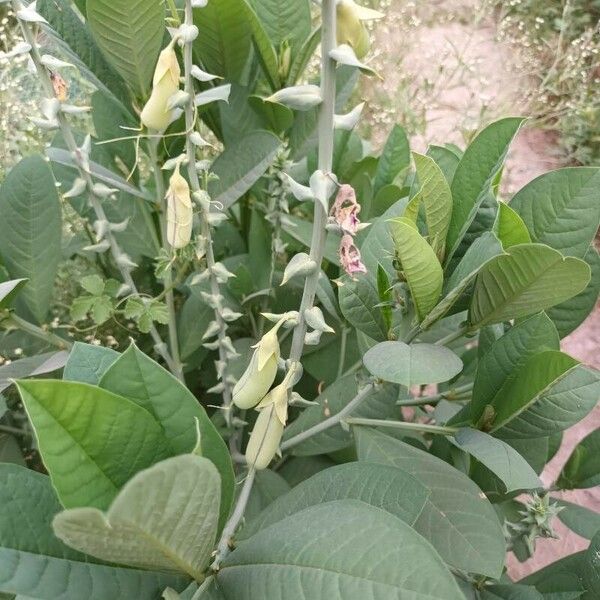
[165,164,193,249]
[336,0,384,59]
[140,40,180,131]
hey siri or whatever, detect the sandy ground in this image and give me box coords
[365,0,599,579]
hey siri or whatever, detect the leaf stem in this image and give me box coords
[212,468,256,571]
[337,326,349,378]
[396,382,474,407]
[345,417,458,436]
[280,382,376,451]
[2,313,72,350]
[12,0,178,375]
[0,424,29,437]
[434,325,470,346]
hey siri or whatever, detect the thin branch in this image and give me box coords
[2,313,72,350]
[345,417,458,436]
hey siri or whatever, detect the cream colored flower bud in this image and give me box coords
[336,0,384,59]
[166,164,193,249]
[231,327,280,410]
[140,41,181,131]
[245,401,284,470]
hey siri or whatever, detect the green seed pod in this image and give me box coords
[245,400,284,470]
[140,41,180,131]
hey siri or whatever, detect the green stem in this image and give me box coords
[12,0,177,375]
[181,0,233,418]
[3,313,72,350]
[165,0,181,23]
[148,140,184,382]
[345,417,458,436]
[337,326,348,378]
[397,382,474,407]
[0,424,29,437]
[435,325,470,346]
[280,383,375,451]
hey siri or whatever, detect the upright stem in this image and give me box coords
[287,0,336,364]
[148,140,184,381]
[181,0,233,417]
[13,0,178,376]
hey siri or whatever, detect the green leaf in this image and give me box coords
[470,313,560,425]
[583,531,600,597]
[37,0,131,108]
[480,584,543,600]
[468,243,591,328]
[521,552,586,599]
[556,500,600,540]
[363,341,463,386]
[489,351,600,437]
[355,428,505,578]
[281,374,397,456]
[0,352,68,394]
[244,469,291,523]
[178,292,213,360]
[208,131,281,209]
[388,217,443,321]
[421,232,504,329]
[87,0,165,98]
[218,500,464,600]
[373,124,410,194]
[53,455,219,580]
[193,0,252,81]
[494,202,531,249]
[0,156,62,323]
[509,167,600,259]
[0,464,186,599]
[427,144,460,184]
[547,246,600,338]
[452,428,541,492]
[411,152,452,260]
[248,209,272,290]
[338,274,388,341]
[280,214,340,264]
[16,379,172,510]
[446,117,524,261]
[81,275,105,296]
[99,344,234,531]
[558,428,600,490]
[240,462,430,540]
[62,342,119,385]
[0,279,27,310]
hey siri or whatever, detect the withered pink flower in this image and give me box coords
[339,234,367,276]
[330,184,361,235]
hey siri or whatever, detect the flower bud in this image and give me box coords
[336,0,384,59]
[245,401,284,470]
[140,41,180,131]
[165,164,193,249]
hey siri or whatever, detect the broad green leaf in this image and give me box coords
[247,0,311,55]
[62,342,119,384]
[240,462,430,540]
[452,428,541,492]
[373,124,410,194]
[37,0,131,108]
[281,374,397,456]
[0,279,27,310]
[286,26,320,85]
[193,0,252,81]
[53,455,219,580]
[556,500,600,540]
[558,428,600,490]
[0,156,62,323]
[99,344,234,530]
[248,209,272,290]
[245,469,291,522]
[0,464,186,599]
[338,274,388,341]
[470,313,559,425]
[489,351,600,437]
[278,455,337,487]
[468,243,591,328]
[218,500,464,600]
[87,0,165,98]
[411,152,452,259]
[446,117,524,261]
[360,197,407,276]
[178,289,214,360]
[547,246,600,338]
[427,144,460,185]
[421,232,504,329]
[16,379,171,510]
[356,428,505,579]
[583,531,600,597]
[521,552,587,599]
[494,202,531,249]
[363,341,463,386]
[208,131,281,208]
[0,351,68,394]
[509,167,600,259]
[389,217,443,321]
[480,584,543,600]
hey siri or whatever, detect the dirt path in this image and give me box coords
[364,0,599,579]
